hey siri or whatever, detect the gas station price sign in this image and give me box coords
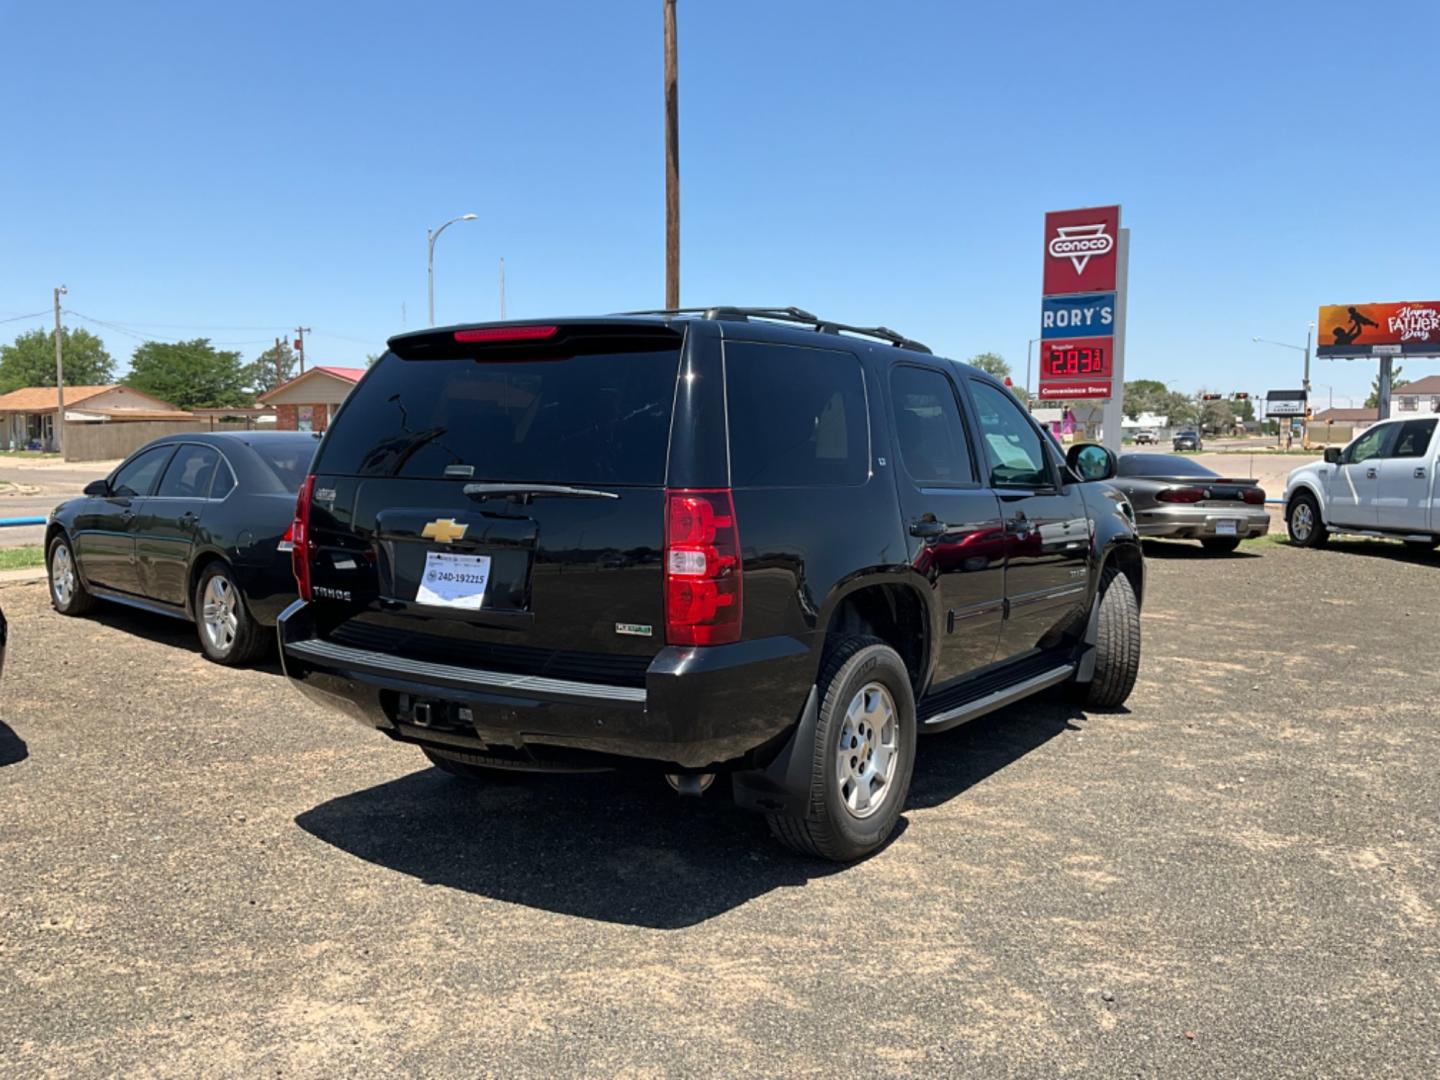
[1043,339,1111,378]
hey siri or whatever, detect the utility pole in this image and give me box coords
[499,257,507,319]
[53,286,68,456]
[294,326,311,374]
[663,0,680,309]
[273,337,284,385]
[1301,322,1313,448]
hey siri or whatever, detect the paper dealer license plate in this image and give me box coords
[1215,520,1239,537]
[416,551,492,610]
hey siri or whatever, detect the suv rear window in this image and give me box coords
[314,349,680,484]
[725,342,868,487]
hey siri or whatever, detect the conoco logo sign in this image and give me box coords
[1048,223,1114,273]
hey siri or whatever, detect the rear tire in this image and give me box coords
[1071,567,1141,710]
[767,637,916,862]
[1287,492,1328,548]
[1201,537,1241,554]
[194,562,269,666]
[47,534,96,616]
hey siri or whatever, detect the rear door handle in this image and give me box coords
[1415,467,1427,479]
[1366,467,1377,479]
[909,519,944,539]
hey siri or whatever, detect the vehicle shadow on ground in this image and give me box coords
[80,605,286,677]
[1140,539,1262,560]
[1321,539,1439,567]
[295,692,1081,928]
[0,720,27,767]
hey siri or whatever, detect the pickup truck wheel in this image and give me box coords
[47,534,96,616]
[195,563,269,666]
[1287,492,1328,548]
[767,636,916,862]
[1071,567,1141,710]
[1200,537,1241,554]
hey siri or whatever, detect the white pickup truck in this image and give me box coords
[1284,415,1440,550]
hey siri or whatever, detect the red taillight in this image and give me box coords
[291,475,315,601]
[1242,487,1265,505]
[665,489,742,646]
[453,325,558,343]
[278,523,295,553]
[1157,486,1206,504]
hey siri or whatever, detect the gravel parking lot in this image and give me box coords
[2,539,1437,1077]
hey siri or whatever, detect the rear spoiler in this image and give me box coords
[387,320,683,362]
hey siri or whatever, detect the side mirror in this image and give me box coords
[83,479,110,497]
[1323,447,1341,464]
[1067,442,1116,482]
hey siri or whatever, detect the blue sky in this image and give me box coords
[2,0,1437,407]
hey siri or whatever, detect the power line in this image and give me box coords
[0,309,52,325]
[63,310,273,347]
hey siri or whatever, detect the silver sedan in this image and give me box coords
[1113,453,1270,553]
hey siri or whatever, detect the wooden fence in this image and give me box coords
[62,419,260,462]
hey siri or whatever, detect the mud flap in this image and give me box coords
[730,685,818,816]
[1074,584,1102,683]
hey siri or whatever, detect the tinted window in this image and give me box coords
[889,366,974,485]
[1390,419,1437,458]
[725,342,868,487]
[156,445,220,499]
[111,446,174,498]
[249,438,317,491]
[1117,454,1218,478]
[315,349,679,484]
[211,460,236,498]
[968,381,1049,487]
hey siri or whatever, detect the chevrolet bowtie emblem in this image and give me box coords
[421,518,469,543]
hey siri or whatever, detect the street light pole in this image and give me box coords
[1026,336,1039,409]
[427,213,478,326]
[53,285,67,456]
[1251,329,1314,447]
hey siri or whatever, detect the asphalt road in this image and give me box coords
[0,459,114,549]
[2,539,1437,1076]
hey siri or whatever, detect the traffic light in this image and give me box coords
[1201,393,1222,401]
[1232,392,1249,400]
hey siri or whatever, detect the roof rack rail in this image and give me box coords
[618,305,932,354]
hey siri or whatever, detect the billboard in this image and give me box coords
[1041,293,1115,339]
[1317,302,1440,356]
[1266,390,1307,418]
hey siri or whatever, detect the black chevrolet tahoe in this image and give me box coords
[280,307,1143,860]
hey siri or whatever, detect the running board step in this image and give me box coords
[920,664,1075,732]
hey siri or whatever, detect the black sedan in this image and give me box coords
[1114,452,1269,553]
[1172,429,1204,452]
[45,432,318,664]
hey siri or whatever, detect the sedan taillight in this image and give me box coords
[1156,486,1206,504]
[1242,487,1266,505]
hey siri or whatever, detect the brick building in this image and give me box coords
[257,366,365,432]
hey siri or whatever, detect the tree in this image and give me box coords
[1365,366,1410,409]
[0,327,115,393]
[1122,379,1169,421]
[246,341,298,396]
[967,352,1010,379]
[126,339,253,410]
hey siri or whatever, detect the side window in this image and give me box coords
[1346,425,1390,465]
[156,445,220,499]
[111,446,174,498]
[888,366,974,486]
[725,342,869,487]
[210,458,237,498]
[1389,419,1437,459]
[968,381,1049,488]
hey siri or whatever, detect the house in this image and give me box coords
[1312,407,1378,427]
[257,366,366,432]
[1121,411,1169,435]
[1031,403,1105,442]
[0,384,183,451]
[1393,374,1440,415]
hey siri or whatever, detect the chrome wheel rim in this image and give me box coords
[201,576,239,654]
[1291,502,1313,541]
[51,545,75,606]
[836,681,900,820]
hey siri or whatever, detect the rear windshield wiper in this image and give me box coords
[463,482,620,502]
